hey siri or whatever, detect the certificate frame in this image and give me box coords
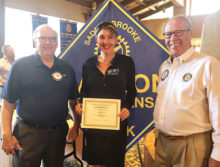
[81,98,121,130]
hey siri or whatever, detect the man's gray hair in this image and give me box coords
[1,45,11,54]
[32,24,58,42]
[162,14,192,33]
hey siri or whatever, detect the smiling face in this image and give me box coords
[96,29,118,55]
[164,18,192,57]
[34,26,58,58]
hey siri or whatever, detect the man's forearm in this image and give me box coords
[1,99,15,136]
[68,99,80,128]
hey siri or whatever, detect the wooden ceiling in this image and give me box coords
[66,0,174,20]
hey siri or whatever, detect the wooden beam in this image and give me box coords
[66,0,91,8]
[129,0,162,14]
[121,0,135,7]
[138,1,173,19]
[171,0,184,7]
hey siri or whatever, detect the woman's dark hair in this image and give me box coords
[95,22,118,37]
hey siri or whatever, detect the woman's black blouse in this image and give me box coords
[80,53,136,109]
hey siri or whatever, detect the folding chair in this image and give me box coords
[64,141,83,167]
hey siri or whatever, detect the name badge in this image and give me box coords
[183,73,192,82]
[161,69,169,81]
[107,69,119,75]
[52,71,63,81]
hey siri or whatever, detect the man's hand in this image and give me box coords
[209,157,220,167]
[1,99,20,155]
[68,99,80,142]
[118,107,130,121]
[2,134,22,155]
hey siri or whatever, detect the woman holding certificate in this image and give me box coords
[75,22,136,167]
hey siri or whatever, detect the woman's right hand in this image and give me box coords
[75,103,83,115]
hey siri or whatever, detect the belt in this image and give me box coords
[158,130,212,140]
[161,133,185,140]
[18,117,65,130]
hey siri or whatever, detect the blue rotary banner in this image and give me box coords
[32,15,48,47]
[59,0,169,151]
[32,15,48,32]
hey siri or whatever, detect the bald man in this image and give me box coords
[1,25,80,167]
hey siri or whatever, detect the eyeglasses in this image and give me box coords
[37,36,57,42]
[163,29,190,39]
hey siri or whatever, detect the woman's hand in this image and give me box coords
[66,125,79,142]
[75,103,83,115]
[118,107,130,121]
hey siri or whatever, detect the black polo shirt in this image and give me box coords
[80,54,136,109]
[2,54,79,126]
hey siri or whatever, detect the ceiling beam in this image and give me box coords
[138,1,173,19]
[129,0,163,14]
[121,0,135,7]
[66,0,91,8]
[96,0,105,8]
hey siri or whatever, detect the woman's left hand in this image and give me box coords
[66,125,79,143]
[118,107,130,121]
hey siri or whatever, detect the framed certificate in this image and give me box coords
[81,98,121,130]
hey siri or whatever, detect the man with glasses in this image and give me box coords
[1,24,80,167]
[153,15,220,167]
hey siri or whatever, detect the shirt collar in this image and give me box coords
[111,54,119,65]
[95,55,99,66]
[167,47,195,64]
[34,53,44,66]
[34,53,59,67]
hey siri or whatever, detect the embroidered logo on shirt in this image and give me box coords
[107,69,119,75]
[52,72,63,81]
[183,73,192,82]
[161,70,169,81]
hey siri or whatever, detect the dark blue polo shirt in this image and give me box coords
[2,54,79,127]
